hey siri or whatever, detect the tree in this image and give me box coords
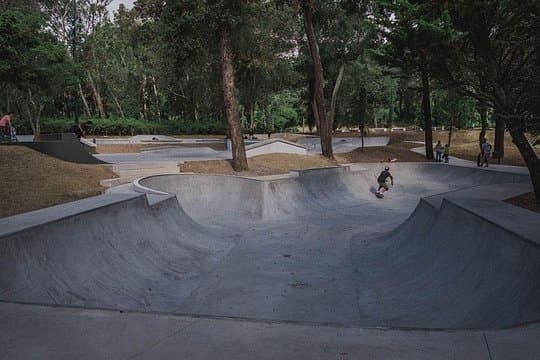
[374,0,454,160]
[301,0,333,158]
[0,8,76,138]
[160,0,250,170]
[220,23,248,170]
[440,1,540,203]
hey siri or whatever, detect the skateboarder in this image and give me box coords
[376,167,394,198]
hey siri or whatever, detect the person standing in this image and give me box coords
[434,140,444,162]
[0,112,14,138]
[480,138,492,167]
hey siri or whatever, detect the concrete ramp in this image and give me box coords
[352,197,540,329]
[0,193,232,312]
[17,133,106,164]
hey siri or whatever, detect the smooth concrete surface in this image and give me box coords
[1,163,539,358]
[245,138,307,157]
[95,146,228,164]
[1,301,521,360]
[298,136,390,153]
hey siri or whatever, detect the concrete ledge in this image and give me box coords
[245,139,308,157]
[448,198,540,247]
[0,193,141,238]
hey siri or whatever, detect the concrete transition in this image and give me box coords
[1,163,540,359]
[14,133,106,164]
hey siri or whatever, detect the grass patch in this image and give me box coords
[0,146,116,218]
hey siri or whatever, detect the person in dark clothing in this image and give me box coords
[70,122,84,139]
[376,167,394,197]
[70,121,93,140]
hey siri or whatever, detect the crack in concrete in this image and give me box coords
[125,320,199,360]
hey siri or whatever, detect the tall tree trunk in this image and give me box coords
[420,59,434,160]
[219,25,248,171]
[151,75,161,119]
[111,92,125,119]
[26,89,43,140]
[507,119,540,205]
[87,71,105,118]
[78,82,92,117]
[494,112,505,159]
[478,103,488,150]
[388,87,394,127]
[328,64,345,131]
[303,1,333,159]
[141,75,149,120]
[311,98,320,135]
[398,87,403,122]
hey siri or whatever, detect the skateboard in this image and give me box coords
[375,192,384,199]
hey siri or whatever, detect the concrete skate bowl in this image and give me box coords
[0,163,538,333]
[0,194,233,313]
[138,163,528,223]
[136,163,540,329]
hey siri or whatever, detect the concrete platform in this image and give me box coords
[0,163,539,358]
[298,136,390,153]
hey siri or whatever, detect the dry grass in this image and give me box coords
[179,153,338,176]
[177,129,539,176]
[0,146,116,218]
[505,192,540,213]
[390,129,538,166]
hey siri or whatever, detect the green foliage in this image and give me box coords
[1,0,537,139]
[27,116,227,136]
[265,91,301,132]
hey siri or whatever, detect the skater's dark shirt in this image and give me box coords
[378,170,392,183]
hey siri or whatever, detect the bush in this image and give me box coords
[15,117,228,136]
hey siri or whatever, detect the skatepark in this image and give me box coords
[1,146,539,358]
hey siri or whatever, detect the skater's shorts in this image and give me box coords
[378,181,389,190]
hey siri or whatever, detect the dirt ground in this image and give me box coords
[177,129,538,175]
[335,142,429,163]
[0,146,116,218]
[505,192,540,214]
[389,129,538,166]
[179,154,338,176]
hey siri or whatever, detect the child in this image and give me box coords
[9,125,17,142]
[443,144,450,163]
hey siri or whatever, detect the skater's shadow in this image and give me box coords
[369,186,378,194]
